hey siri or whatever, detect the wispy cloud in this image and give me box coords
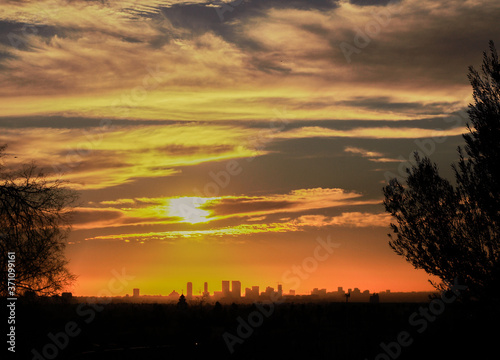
[81,210,392,243]
[70,187,384,242]
[1,0,497,120]
[295,212,392,228]
[0,124,265,189]
[84,222,301,243]
[344,146,384,158]
[344,146,401,162]
[274,126,465,140]
[204,188,376,220]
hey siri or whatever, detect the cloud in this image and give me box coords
[1,0,497,121]
[204,187,375,220]
[0,116,466,191]
[83,221,302,242]
[344,146,401,162]
[71,208,123,226]
[295,212,392,227]
[68,187,381,236]
[99,199,136,206]
[0,124,265,189]
[344,146,384,158]
[274,126,465,140]
[80,209,393,242]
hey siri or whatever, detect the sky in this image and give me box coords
[1,0,498,296]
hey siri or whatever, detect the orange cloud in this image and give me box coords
[84,222,301,242]
[198,187,380,222]
[71,188,384,240]
[295,212,392,228]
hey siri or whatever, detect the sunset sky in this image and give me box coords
[1,0,499,296]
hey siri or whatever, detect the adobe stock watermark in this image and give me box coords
[365,278,467,360]
[340,0,402,63]
[6,251,16,353]
[30,268,135,360]
[223,235,340,354]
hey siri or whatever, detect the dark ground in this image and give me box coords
[4,298,499,360]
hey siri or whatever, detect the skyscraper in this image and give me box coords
[232,280,241,298]
[246,286,259,300]
[187,282,193,300]
[203,281,209,297]
[222,280,230,297]
[133,288,139,297]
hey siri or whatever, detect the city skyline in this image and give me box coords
[125,280,400,298]
[89,279,437,304]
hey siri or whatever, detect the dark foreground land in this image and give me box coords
[6,298,500,360]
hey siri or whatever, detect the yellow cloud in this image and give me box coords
[84,222,301,242]
[274,126,465,140]
[0,124,265,189]
[80,188,376,229]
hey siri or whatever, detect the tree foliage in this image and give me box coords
[383,41,500,301]
[0,146,78,296]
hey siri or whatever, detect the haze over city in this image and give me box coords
[118,280,435,304]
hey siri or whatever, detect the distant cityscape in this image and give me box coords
[121,280,436,303]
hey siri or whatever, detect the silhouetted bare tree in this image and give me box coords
[0,145,78,296]
[383,41,500,301]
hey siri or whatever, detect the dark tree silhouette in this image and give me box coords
[0,145,78,296]
[383,41,500,301]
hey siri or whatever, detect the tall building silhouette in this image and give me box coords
[245,286,259,299]
[133,288,140,297]
[187,282,193,300]
[232,281,241,298]
[222,280,230,297]
[264,286,274,296]
[203,282,209,297]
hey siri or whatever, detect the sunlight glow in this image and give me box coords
[167,197,213,224]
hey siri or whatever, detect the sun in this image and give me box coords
[167,197,213,224]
